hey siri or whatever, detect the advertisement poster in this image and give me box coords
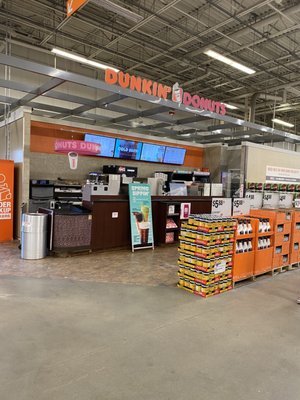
[180,202,191,219]
[245,191,263,209]
[128,183,154,251]
[263,192,280,209]
[266,165,300,183]
[0,160,14,242]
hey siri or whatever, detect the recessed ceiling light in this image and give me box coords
[51,48,120,72]
[272,118,294,128]
[204,49,256,75]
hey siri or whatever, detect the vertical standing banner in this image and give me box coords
[128,183,154,252]
[0,160,14,242]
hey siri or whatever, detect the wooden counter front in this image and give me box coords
[84,196,212,251]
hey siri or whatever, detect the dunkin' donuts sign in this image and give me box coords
[54,139,101,155]
[105,69,227,116]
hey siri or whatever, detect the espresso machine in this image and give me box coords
[82,173,121,201]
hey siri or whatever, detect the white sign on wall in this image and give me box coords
[211,198,232,217]
[266,165,300,183]
[232,198,250,216]
[263,192,280,209]
[245,191,263,209]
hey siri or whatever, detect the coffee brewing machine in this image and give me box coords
[150,170,211,196]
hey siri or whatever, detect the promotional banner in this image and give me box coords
[54,139,100,155]
[211,198,232,217]
[0,160,14,242]
[266,165,300,183]
[67,0,88,17]
[128,183,154,251]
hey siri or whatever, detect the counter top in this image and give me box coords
[53,205,91,215]
[85,195,212,203]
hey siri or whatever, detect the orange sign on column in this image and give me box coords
[67,0,88,17]
[0,160,14,242]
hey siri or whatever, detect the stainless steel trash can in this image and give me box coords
[21,213,48,259]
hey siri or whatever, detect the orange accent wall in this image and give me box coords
[0,160,14,242]
[30,121,203,168]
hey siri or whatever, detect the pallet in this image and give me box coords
[272,262,300,274]
[288,262,300,271]
[233,276,255,288]
[254,270,273,279]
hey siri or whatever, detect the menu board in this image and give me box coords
[163,147,186,165]
[114,139,142,160]
[140,143,165,163]
[84,134,115,157]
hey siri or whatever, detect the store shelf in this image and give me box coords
[257,231,274,237]
[167,213,180,217]
[236,233,255,240]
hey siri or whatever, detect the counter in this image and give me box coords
[83,196,212,250]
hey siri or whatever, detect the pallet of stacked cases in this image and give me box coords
[177,214,236,298]
[232,217,255,283]
[250,209,290,271]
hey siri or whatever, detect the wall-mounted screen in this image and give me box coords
[114,139,142,160]
[84,134,115,158]
[163,147,186,165]
[140,143,166,163]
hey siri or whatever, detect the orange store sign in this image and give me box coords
[105,69,227,116]
[67,0,88,17]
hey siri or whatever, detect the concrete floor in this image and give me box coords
[1,265,300,400]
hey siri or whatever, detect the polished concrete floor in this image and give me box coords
[1,243,300,400]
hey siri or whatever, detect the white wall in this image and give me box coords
[244,142,300,182]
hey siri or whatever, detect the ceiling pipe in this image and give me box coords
[249,93,259,123]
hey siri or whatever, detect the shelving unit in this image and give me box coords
[159,202,181,244]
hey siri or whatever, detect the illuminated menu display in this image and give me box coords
[163,147,186,165]
[140,143,166,163]
[84,134,115,157]
[114,139,142,160]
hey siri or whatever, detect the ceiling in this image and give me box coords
[0,0,299,145]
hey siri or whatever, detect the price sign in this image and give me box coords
[211,198,232,217]
[232,198,250,216]
[263,192,280,209]
[279,193,293,209]
[245,191,263,209]
[214,260,226,274]
[294,199,300,209]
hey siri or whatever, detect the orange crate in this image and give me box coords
[289,251,299,265]
[233,251,255,282]
[273,232,291,246]
[250,209,292,230]
[274,221,291,234]
[292,210,300,223]
[291,229,300,243]
[254,247,273,275]
[273,253,289,268]
[274,242,290,255]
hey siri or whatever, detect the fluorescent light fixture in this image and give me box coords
[243,135,250,138]
[179,133,191,137]
[204,49,256,75]
[51,48,120,72]
[224,103,238,110]
[272,118,294,128]
[90,0,143,23]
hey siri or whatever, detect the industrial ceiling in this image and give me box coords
[0,0,299,145]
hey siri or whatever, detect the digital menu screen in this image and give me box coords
[84,134,115,157]
[114,139,142,160]
[163,147,186,165]
[140,143,166,163]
